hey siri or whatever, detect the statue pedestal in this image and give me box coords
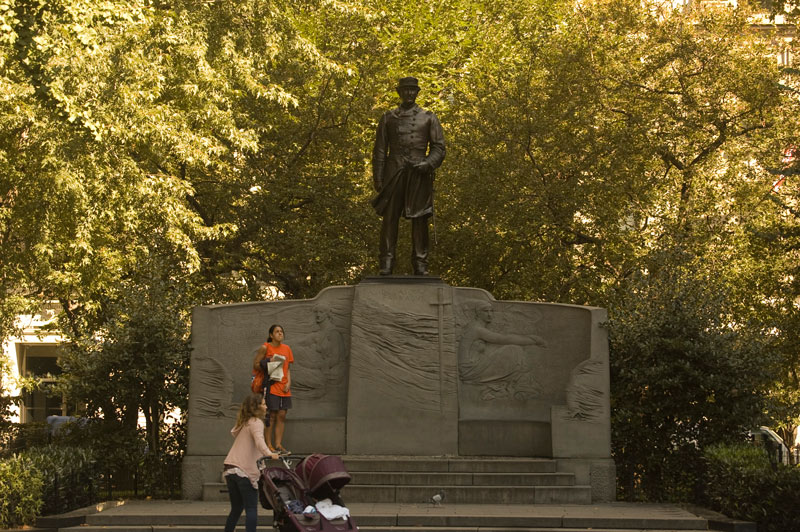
[347,278,458,454]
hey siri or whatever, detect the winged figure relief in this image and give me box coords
[193,356,239,418]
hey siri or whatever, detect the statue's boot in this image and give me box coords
[379,256,394,276]
[412,217,429,275]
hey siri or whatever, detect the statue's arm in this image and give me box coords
[476,326,543,347]
[424,113,445,170]
[372,113,388,191]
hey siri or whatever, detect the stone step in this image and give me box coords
[203,456,580,503]
[344,485,593,504]
[341,457,558,474]
[67,528,710,532]
[76,515,709,531]
[350,472,574,486]
[202,483,592,505]
[360,529,711,532]
[61,501,717,532]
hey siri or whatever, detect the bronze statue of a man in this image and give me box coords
[371,77,446,276]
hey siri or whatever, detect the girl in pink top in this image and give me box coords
[223,394,279,532]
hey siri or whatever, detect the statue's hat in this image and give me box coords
[396,77,420,90]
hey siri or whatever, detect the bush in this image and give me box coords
[608,255,777,502]
[3,422,50,456]
[53,418,183,499]
[0,454,43,529]
[25,445,100,516]
[703,443,800,532]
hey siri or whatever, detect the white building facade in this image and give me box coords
[1,303,73,423]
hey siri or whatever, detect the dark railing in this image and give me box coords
[40,458,181,516]
[45,470,97,516]
[100,458,182,500]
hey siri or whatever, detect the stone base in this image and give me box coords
[458,419,552,456]
[184,281,616,500]
[556,457,617,502]
[182,455,226,500]
[551,405,611,458]
[282,417,346,455]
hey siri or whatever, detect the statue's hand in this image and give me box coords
[413,160,432,173]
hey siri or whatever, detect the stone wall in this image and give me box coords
[182,277,613,500]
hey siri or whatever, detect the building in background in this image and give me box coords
[1,302,76,423]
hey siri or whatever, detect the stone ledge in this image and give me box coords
[360,275,445,284]
[34,500,126,529]
[682,504,757,532]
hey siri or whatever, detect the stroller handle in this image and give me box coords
[280,454,306,469]
[257,454,307,470]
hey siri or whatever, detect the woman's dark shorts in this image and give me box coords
[266,394,292,411]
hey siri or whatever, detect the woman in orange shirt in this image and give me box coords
[252,324,294,454]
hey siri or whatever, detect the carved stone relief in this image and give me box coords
[193,356,238,419]
[290,302,349,401]
[563,359,606,422]
[350,297,454,413]
[457,300,547,401]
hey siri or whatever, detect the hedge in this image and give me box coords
[25,445,100,516]
[703,443,800,532]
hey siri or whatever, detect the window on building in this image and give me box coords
[17,344,78,423]
[778,48,792,67]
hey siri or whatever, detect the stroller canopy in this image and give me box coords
[295,454,351,499]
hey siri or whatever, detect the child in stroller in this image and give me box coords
[257,453,358,532]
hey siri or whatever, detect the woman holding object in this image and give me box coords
[252,324,294,454]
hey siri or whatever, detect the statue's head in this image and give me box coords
[313,304,331,323]
[469,301,493,324]
[396,76,420,105]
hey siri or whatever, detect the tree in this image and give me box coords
[608,248,780,501]
[428,0,799,498]
[0,352,17,449]
[57,259,191,457]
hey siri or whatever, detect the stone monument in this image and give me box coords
[182,277,615,502]
[182,76,613,502]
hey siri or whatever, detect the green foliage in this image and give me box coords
[703,443,800,532]
[3,422,50,456]
[57,264,191,457]
[0,353,17,450]
[0,454,43,529]
[608,247,780,502]
[437,0,794,303]
[25,444,100,516]
[52,415,184,498]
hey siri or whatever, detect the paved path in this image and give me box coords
[29,499,758,532]
[91,499,702,517]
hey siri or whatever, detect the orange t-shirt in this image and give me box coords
[266,343,294,397]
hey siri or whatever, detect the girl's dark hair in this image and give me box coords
[268,324,284,343]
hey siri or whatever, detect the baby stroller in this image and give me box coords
[257,453,358,532]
